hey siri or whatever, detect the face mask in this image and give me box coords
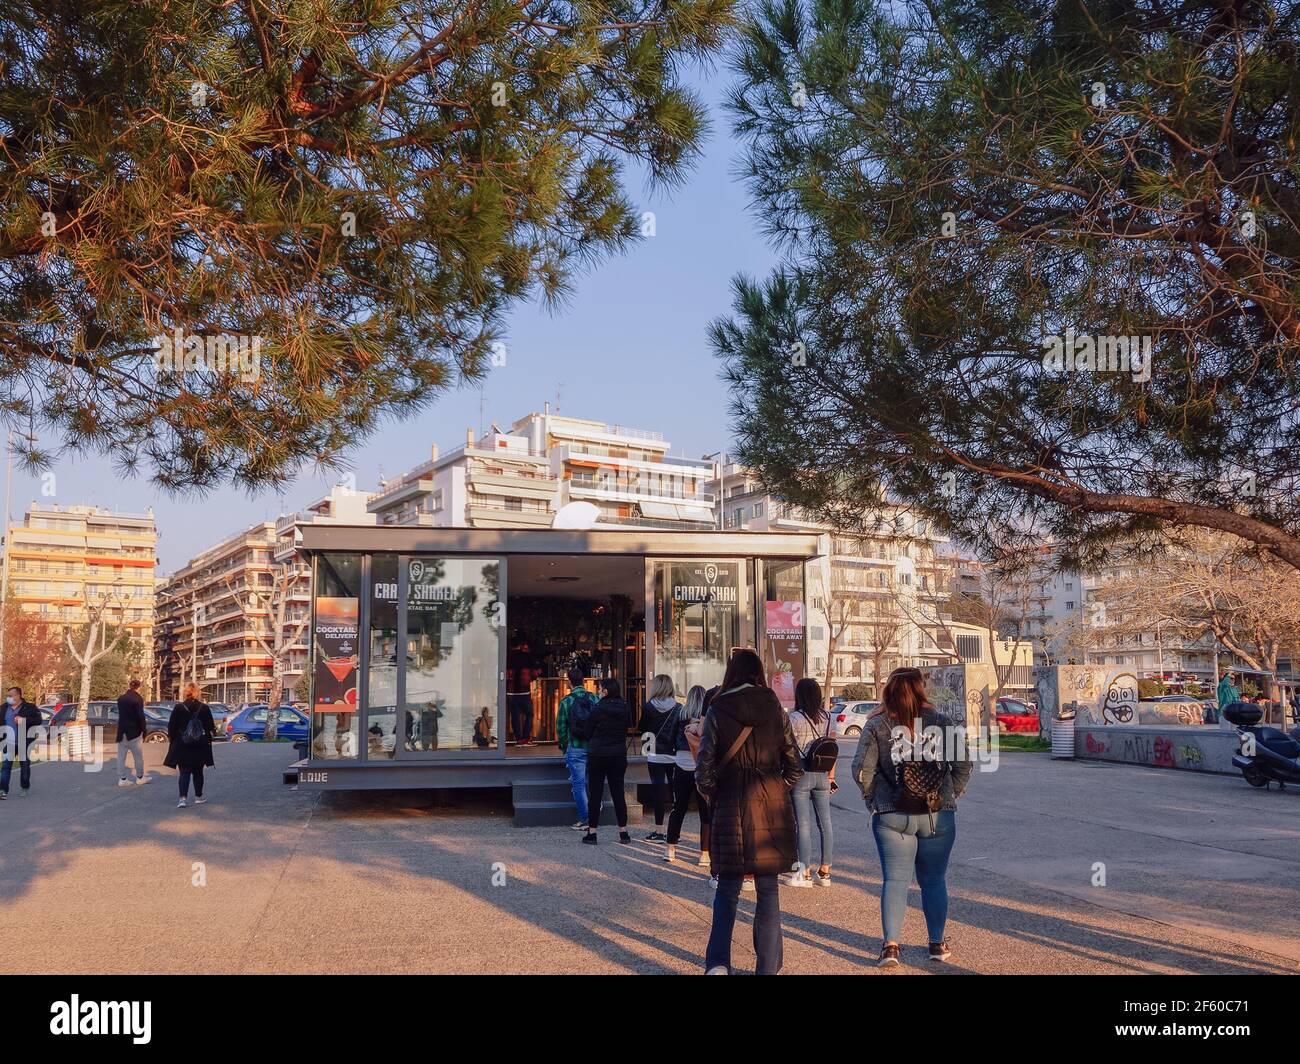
[5,697,15,707]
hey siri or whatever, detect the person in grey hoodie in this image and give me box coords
[852,667,972,968]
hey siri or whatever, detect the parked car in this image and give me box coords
[226,704,308,743]
[49,700,169,742]
[829,700,881,738]
[994,696,1040,733]
[147,699,232,739]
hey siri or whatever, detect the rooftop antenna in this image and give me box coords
[478,387,487,440]
[554,381,563,415]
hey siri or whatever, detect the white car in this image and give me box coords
[829,700,880,738]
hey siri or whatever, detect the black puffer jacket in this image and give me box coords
[584,696,633,757]
[696,685,801,876]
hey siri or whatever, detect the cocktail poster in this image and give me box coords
[314,596,359,715]
[764,600,805,708]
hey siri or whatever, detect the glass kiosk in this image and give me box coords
[293,527,825,792]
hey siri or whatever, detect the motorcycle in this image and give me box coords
[1225,702,1300,789]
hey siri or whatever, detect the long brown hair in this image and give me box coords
[880,668,931,735]
[794,677,825,725]
[719,648,766,692]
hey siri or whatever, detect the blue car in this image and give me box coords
[226,704,308,743]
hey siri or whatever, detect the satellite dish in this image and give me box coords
[552,501,600,529]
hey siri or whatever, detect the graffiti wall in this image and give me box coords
[921,663,995,733]
[1033,665,1207,739]
[1074,724,1237,774]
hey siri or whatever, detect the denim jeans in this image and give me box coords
[872,810,956,944]
[178,765,205,799]
[507,694,533,743]
[0,756,30,793]
[705,873,782,974]
[564,746,588,823]
[791,771,833,871]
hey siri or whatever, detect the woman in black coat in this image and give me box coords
[696,650,802,975]
[581,678,635,845]
[164,683,216,808]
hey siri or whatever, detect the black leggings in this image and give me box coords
[648,762,674,826]
[178,765,205,799]
[666,767,711,845]
[586,754,628,830]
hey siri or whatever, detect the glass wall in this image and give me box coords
[310,553,361,759]
[652,559,747,694]
[400,557,501,754]
[760,560,807,708]
[366,555,399,759]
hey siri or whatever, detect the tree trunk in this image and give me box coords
[265,658,284,741]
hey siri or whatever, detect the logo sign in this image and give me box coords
[705,564,718,585]
[409,560,425,583]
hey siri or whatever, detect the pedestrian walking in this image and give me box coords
[851,667,972,968]
[116,679,151,786]
[164,683,216,808]
[696,649,801,975]
[579,678,634,845]
[557,667,598,830]
[637,674,679,841]
[664,684,712,868]
[784,677,836,887]
[1,687,42,799]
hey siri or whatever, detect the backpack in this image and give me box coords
[568,690,598,741]
[798,711,839,773]
[895,743,947,815]
[653,705,681,757]
[181,704,208,746]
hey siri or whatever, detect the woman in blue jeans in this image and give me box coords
[784,678,834,887]
[851,667,972,967]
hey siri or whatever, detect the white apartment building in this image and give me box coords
[369,406,716,531]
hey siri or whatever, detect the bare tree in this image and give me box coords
[225,563,311,740]
[808,564,852,695]
[65,587,126,725]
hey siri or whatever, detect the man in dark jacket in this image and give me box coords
[2,687,43,798]
[116,679,151,786]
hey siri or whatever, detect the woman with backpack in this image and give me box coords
[580,678,635,845]
[851,667,973,967]
[637,674,679,841]
[784,677,836,887]
[664,684,711,869]
[164,682,216,809]
[696,650,802,975]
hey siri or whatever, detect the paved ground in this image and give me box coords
[2,742,1297,974]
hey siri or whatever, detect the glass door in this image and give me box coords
[395,555,505,758]
[648,558,751,694]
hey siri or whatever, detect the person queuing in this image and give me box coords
[579,678,634,845]
[165,683,216,808]
[116,679,151,787]
[1,687,42,799]
[637,674,679,841]
[851,667,972,968]
[557,668,598,830]
[696,649,801,975]
[784,677,835,887]
[663,684,711,869]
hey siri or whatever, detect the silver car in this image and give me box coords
[829,700,880,738]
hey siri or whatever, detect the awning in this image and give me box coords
[638,501,714,522]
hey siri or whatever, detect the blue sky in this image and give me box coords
[12,69,777,573]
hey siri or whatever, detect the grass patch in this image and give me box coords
[994,733,1051,753]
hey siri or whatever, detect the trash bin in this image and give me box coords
[1051,708,1075,760]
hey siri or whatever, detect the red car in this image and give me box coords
[994,697,1039,733]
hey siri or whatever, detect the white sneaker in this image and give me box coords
[709,875,719,890]
[117,779,132,788]
[135,775,152,785]
[194,796,208,805]
[664,846,676,863]
[782,872,813,888]
[742,878,756,893]
[705,965,728,975]
[177,799,187,808]
[571,821,585,830]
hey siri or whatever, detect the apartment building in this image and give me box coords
[156,486,372,703]
[712,464,958,697]
[369,406,716,531]
[0,502,158,675]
